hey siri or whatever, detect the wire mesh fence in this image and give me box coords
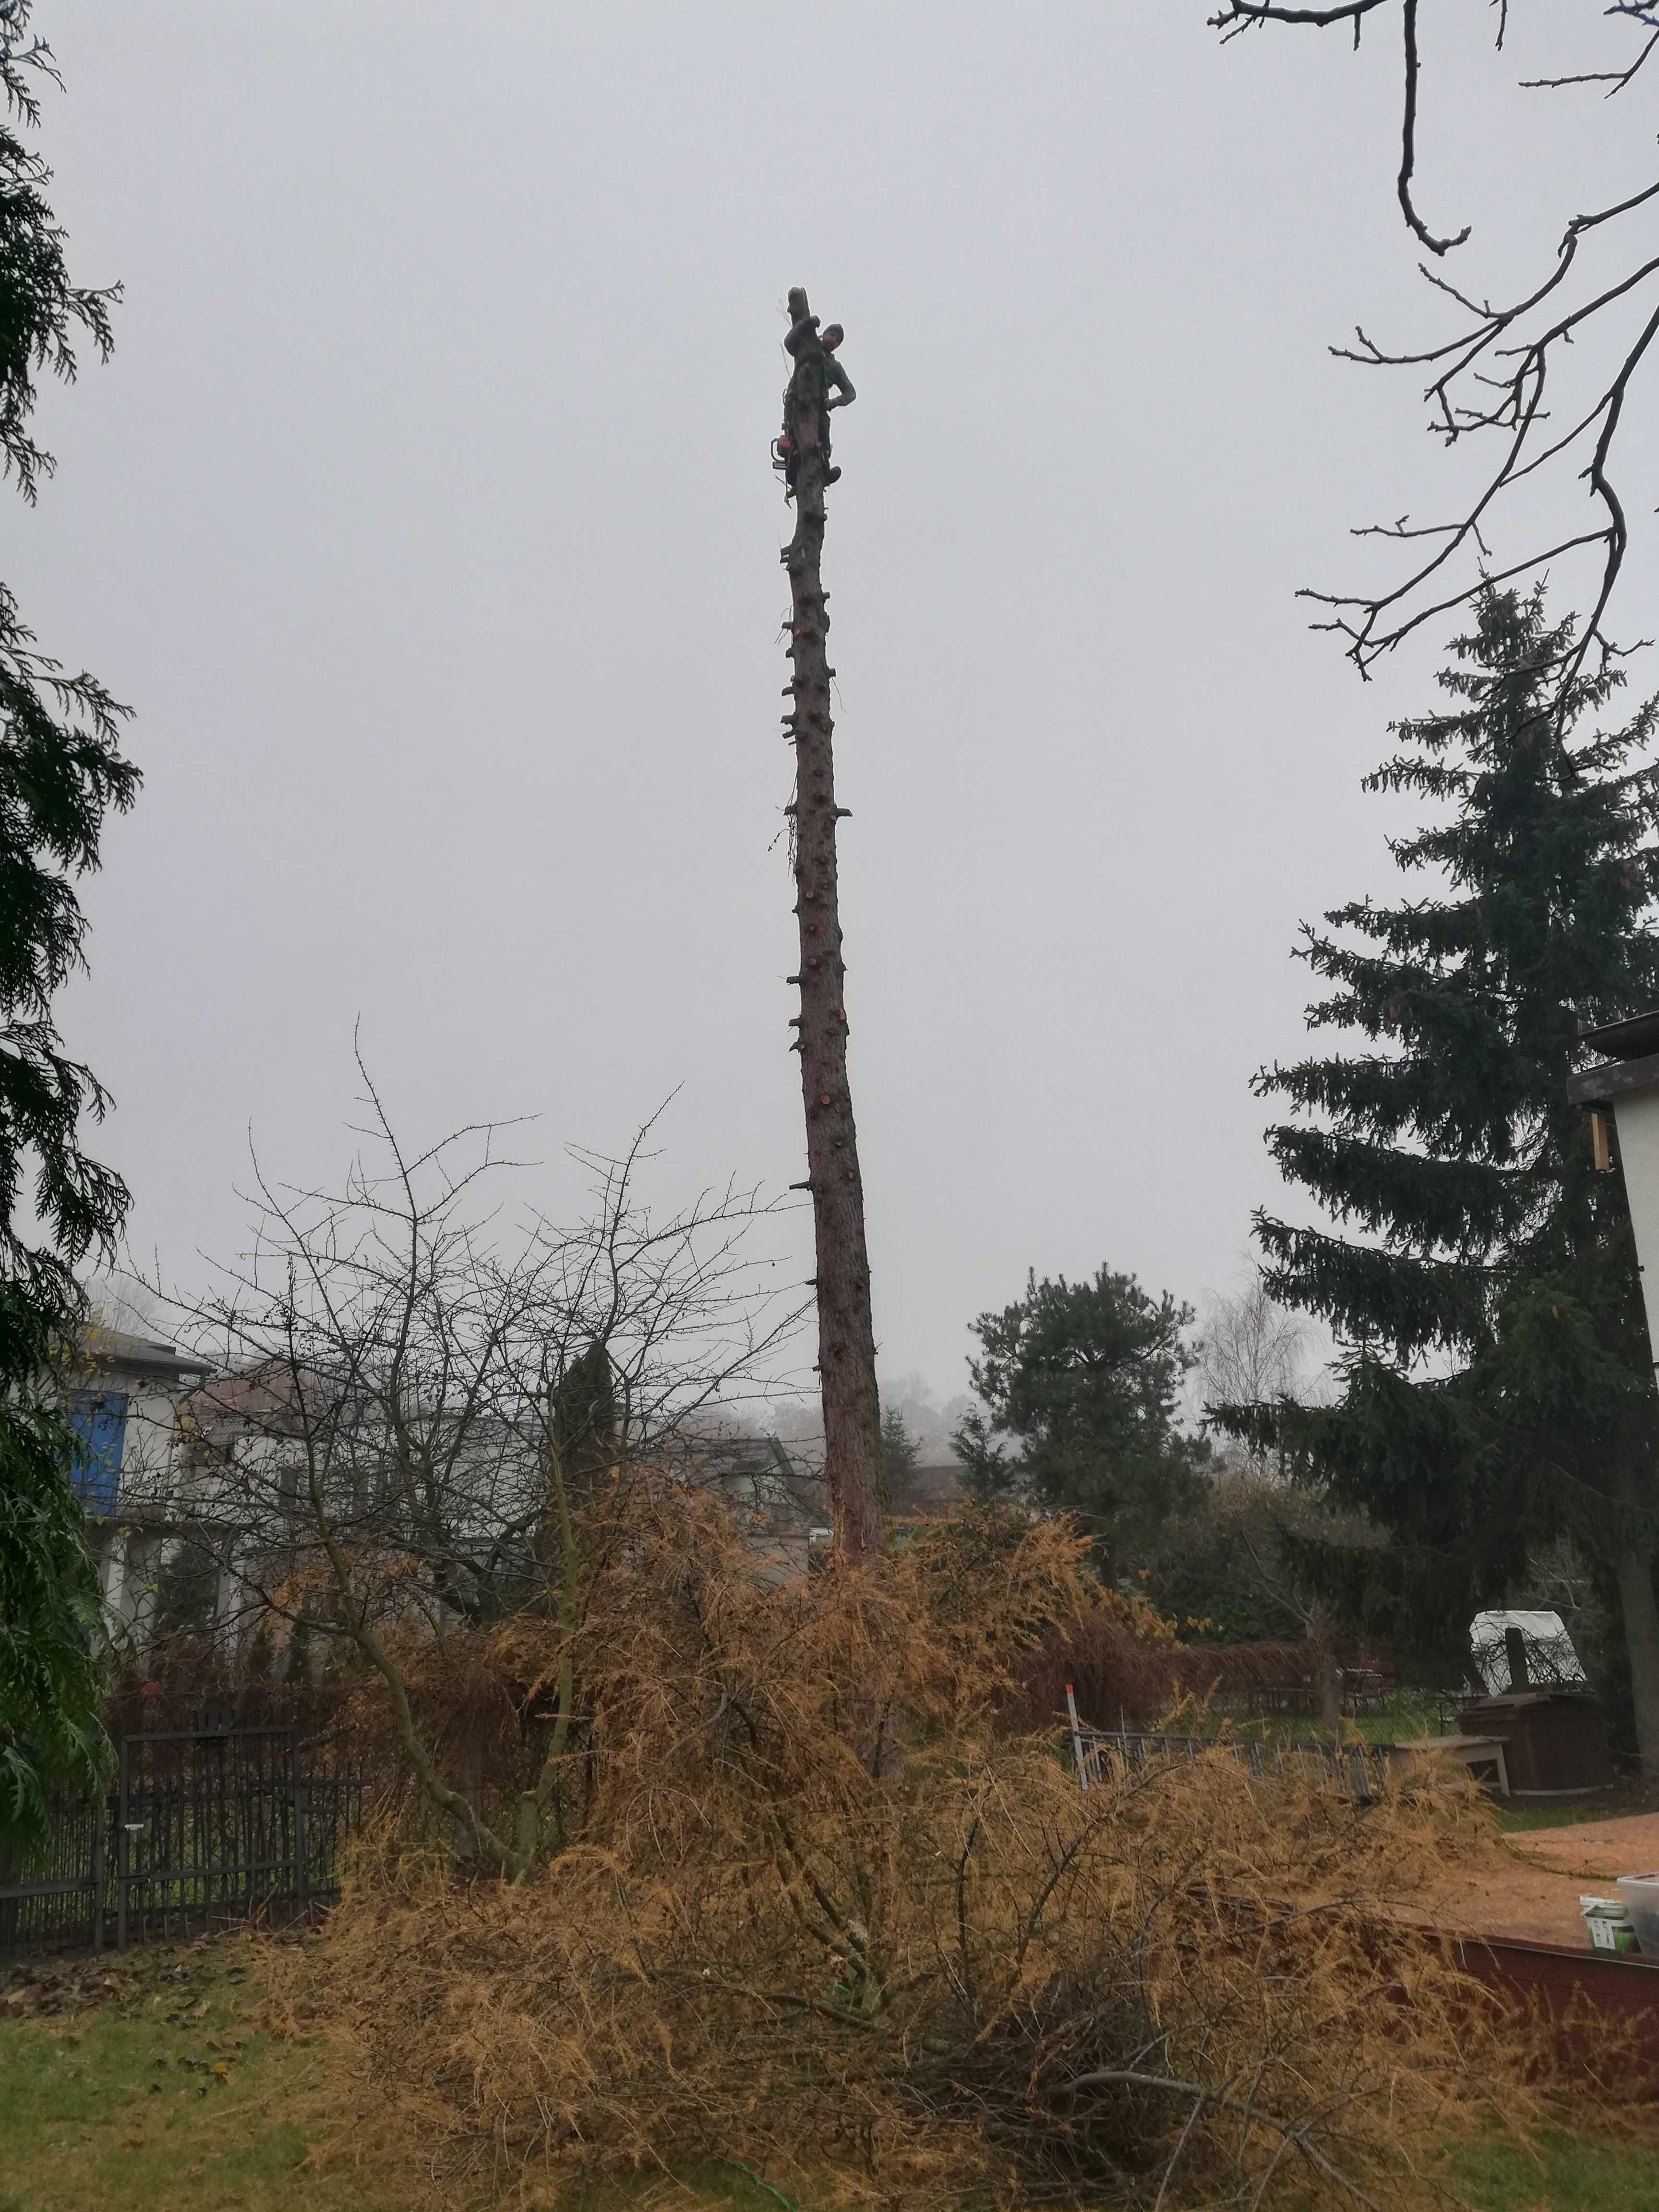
[0,1725,361,1959]
[1064,1697,1394,1804]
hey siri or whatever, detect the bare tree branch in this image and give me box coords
[128,1078,807,1866]
[1055,2067,1384,2210]
[1212,0,1659,701]
[1209,1,1394,33]
[1396,0,1468,256]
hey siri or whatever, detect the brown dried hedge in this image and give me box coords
[1002,1608,1372,1737]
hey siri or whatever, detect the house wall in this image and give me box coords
[110,1381,192,1504]
[1614,1083,1659,1379]
[74,1366,208,1645]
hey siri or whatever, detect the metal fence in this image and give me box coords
[0,1725,361,1958]
[1065,1697,1393,1804]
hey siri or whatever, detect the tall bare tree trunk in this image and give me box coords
[778,287,886,1563]
[1613,1467,1659,1777]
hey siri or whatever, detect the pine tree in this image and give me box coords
[954,1267,1209,1575]
[1246,588,1659,1766]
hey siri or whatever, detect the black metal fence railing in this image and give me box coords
[1202,1671,1397,1721]
[0,1726,361,1959]
[1065,1700,1393,1805]
[0,1788,109,1957]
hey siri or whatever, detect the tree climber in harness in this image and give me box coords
[772,291,855,496]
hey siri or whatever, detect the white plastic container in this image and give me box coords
[1581,1895,1638,1953]
[1614,1873,1659,1954]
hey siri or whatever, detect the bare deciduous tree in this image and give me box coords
[1212,1,1659,696]
[1197,1280,1349,1730]
[143,1075,802,1876]
[1196,1276,1317,1464]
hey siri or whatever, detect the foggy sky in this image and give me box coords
[18,3,1659,1401]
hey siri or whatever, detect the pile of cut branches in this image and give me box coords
[276,1494,1624,2209]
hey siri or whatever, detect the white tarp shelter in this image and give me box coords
[1469,1608,1587,1694]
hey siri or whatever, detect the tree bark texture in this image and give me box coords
[779,295,886,1563]
[1612,1465,1659,1777]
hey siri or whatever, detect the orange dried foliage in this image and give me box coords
[273,1491,1631,2210]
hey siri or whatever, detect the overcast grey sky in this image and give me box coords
[18,2,1659,1398]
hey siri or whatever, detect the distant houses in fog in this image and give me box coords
[60,1334,974,1654]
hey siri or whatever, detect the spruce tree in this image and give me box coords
[880,1406,920,1510]
[1246,588,1659,1767]
[0,12,139,1849]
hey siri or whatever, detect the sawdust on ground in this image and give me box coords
[1391,1811,1659,1947]
[1503,1812,1659,1883]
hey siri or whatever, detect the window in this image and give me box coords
[66,1390,129,1515]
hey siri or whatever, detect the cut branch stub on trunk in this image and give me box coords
[777,286,886,1563]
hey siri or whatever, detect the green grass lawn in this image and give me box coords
[1443,2130,1659,2210]
[1192,1688,1455,1746]
[1491,1781,1659,1833]
[0,1936,801,2212]
[0,1935,428,2212]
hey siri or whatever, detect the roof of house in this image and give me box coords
[74,1325,212,1384]
[180,1360,342,1437]
[1569,1007,1659,1105]
[1582,1009,1659,1062]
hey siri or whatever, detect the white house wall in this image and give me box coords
[1614,1084,1659,1377]
[109,1382,195,1507]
